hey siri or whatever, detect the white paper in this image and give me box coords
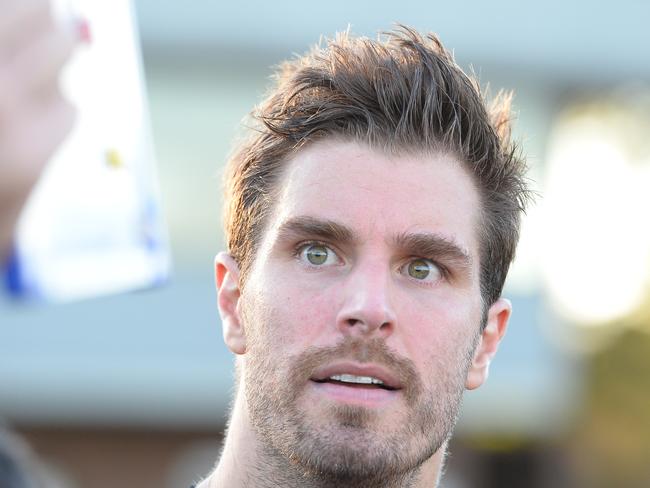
[5,0,170,302]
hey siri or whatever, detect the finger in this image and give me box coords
[28,94,76,168]
[0,91,74,260]
[9,22,76,98]
[0,0,43,35]
[0,0,51,56]
[0,93,76,182]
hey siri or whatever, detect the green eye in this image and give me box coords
[407,259,439,280]
[305,244,329,265]
[298,243,341,267]
[404,258,443,283]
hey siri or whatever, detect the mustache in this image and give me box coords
[288,337,423,405]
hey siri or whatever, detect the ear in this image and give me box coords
[465,298,511,390]
[215,252,246,355]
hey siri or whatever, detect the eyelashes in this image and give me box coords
[296,242,342,267]
[400,258,444,282]
[293,241,449,284]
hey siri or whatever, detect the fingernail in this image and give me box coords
[75,17,92,44]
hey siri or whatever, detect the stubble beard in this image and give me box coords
[242,311,476,488]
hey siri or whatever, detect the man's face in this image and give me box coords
[233,139,489,479]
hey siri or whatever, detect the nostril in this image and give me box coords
[338,311,395,336]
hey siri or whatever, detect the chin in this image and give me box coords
[289,413,437,483]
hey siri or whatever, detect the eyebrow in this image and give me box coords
[392,231,472,270]
[276,216,356,244]
[276,216,472,266]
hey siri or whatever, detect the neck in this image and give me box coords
[197,389,447,488]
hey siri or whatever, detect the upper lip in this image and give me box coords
[310,362,403,390]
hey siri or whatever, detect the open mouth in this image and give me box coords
[312,374,399,391]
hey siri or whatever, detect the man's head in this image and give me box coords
[215,26,529,485]
[223,26,528,310]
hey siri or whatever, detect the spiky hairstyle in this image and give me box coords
[224,26,530,309]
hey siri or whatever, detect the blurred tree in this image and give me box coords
[569,327,650,488]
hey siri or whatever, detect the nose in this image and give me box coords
[335,259,397,339]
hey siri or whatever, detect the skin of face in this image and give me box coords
[214,138,511,486]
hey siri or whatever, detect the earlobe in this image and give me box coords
[465,298,511,390]
[215,252,247,355]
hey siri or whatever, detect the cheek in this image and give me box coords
[396,290,481,368]
[250,274,340,350]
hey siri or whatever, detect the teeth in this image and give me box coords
[329,374,384,386]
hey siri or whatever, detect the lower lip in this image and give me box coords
[309,380,400,407]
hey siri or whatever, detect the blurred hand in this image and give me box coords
[0,0,77,260]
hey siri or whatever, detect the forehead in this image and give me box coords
[266,139,481,257]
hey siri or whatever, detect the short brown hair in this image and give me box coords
[223,25,530,309]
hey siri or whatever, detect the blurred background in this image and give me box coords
[1,1,649,486]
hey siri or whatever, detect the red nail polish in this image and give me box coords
[77,18,92,44]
